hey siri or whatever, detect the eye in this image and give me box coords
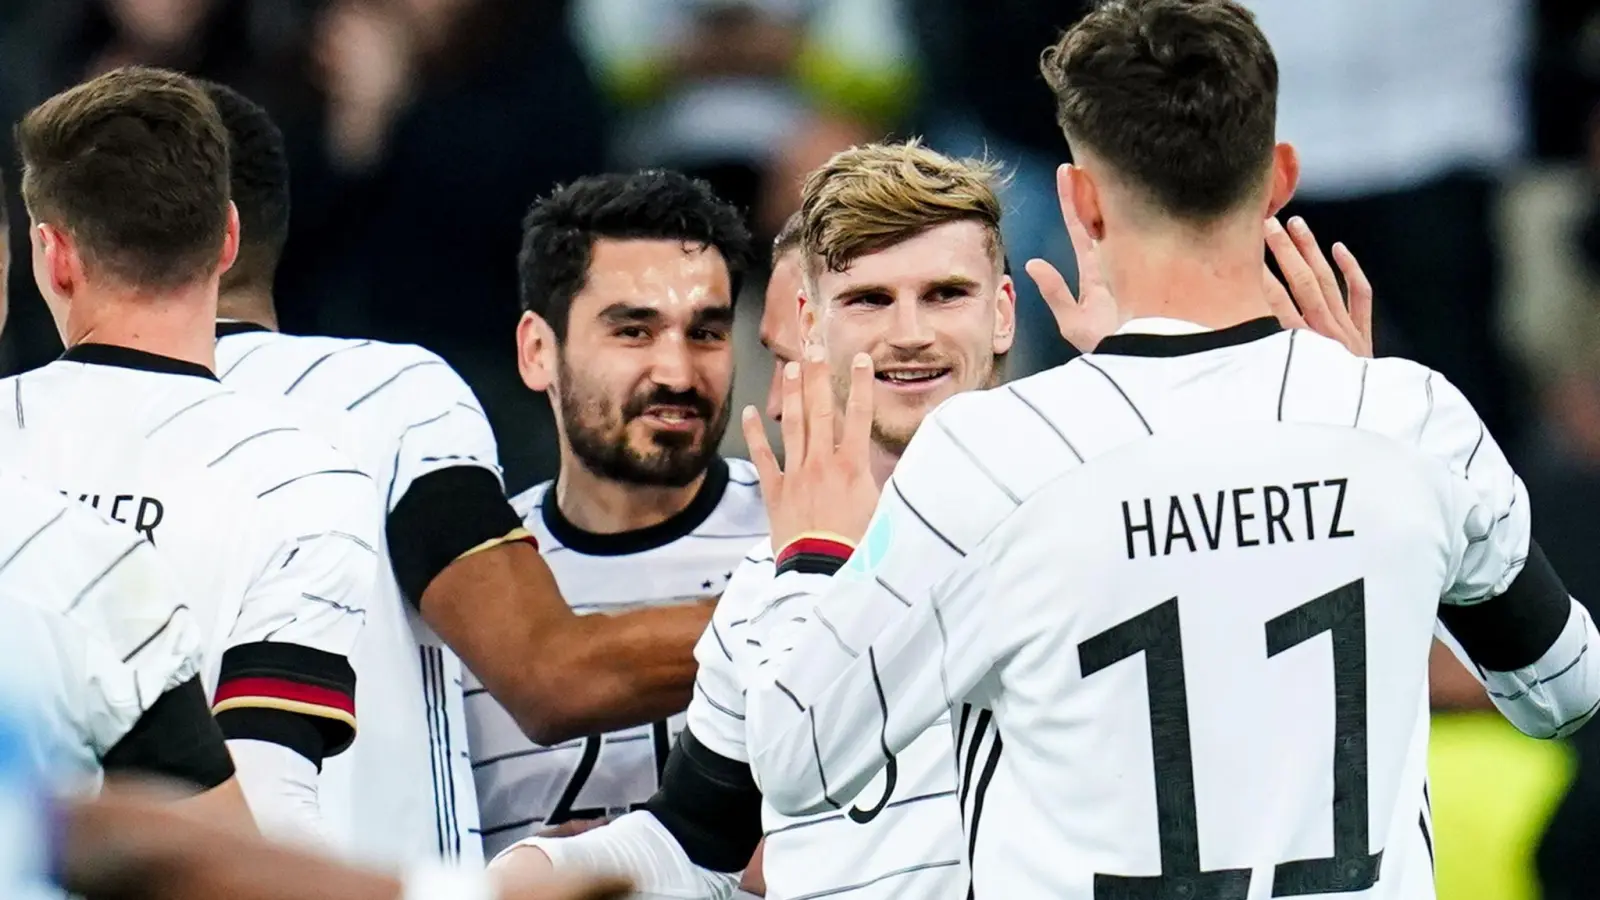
[844,293,892,308]
[689,326,730,343]
[931,285,971,302]
[614,325,650,341]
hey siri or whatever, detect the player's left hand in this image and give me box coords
[1263,216,1374,358]
[742,345,879,553]
[1026,164,1124,353]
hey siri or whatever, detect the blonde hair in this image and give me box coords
[799,139,1006,281]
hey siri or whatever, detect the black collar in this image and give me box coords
[59,343,219,381]
[542,456,732,556]
[1093,317,1283,358]
[216,321,272,338]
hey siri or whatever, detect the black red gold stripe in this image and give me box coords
[775,532,855,577]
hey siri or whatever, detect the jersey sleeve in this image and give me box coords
[744,398,1021,817]
[1419,372,1600,737]
[214,443,381,762]
[2,494,230,789]
[684,542,775,763]
[1418,372,1530,605]
[380,355,532,608]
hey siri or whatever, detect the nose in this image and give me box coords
[649,335,695,394]
[885,298,934,351]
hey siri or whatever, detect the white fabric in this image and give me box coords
[742,324,1581,898]
[466,461,767,859]
[218,331,499,867]
[228,739,328,847]
[400,861,497,900]
[499,810,738,900]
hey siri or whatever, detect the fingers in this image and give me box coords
[1286,218,1344,319]
[1026,258,1081,340]
[779,361,805,470]
[840,353,874,464]
[802,344,835,461]
[1333,242,1374,357]
[1265,217,1340,341]
[741,406,783,500]
[1262,265,1305,329]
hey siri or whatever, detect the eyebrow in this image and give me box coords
[596,302,735,329]
[832,275,983,304]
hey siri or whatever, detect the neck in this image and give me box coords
[64,280,220,371]
[869,441,900,488]
[216,288,279,331]
[1106,216,1273,330]
[554,451,708,534]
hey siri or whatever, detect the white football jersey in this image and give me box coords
[0,468,201,791]
[467,458,767,858]
[688,541,966,900]
[216,324,505,867]
[744,318,1594,899]
[0,344,378,783]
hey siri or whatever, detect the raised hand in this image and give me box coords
[1025,164,1124,353]
[741,345,879,552]
[1263,216,1374,358]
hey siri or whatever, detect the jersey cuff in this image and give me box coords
[644,728,763,872]
[214,642,357,758]
[774,533,855,577]
[388,465,534,609]
[101,676,235,790]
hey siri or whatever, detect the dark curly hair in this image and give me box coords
[517,170,754,340]
[196,79,289,294]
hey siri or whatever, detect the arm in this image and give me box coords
[744,399,1020,817]
[218,458,380,842]
[489,553,779,895]
[57,791,633,900]
[1423,373,1600,738]
[489,731,756,900]
[380,365,708,744]
[20,501,252,831]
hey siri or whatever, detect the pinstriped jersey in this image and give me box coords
[467,457,767,858]
[688,541,966,900]
[0,345,378,761]
[0,468,201,792]
[744,317,1570,900]
[216,325,501,868]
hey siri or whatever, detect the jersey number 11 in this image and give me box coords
[1078,579,1383,899]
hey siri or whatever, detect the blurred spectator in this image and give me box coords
[1,0,315,374]
[277,0,608,491]
[912,0,1088,375]
[1246,0,1534,459]
[572,0,912,241]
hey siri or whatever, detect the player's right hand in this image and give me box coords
[1263,216,1373,358]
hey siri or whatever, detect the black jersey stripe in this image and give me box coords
[891,480,964,556]
[1080,356,1152,434]
[346,360,449,411]
[0,508,64,577]
[120,604,190,663]
[1004,385,1083,461]
[1276,328,1299,422]
[207,427,301,468]
[66,539,145,613]
[933,416,1021,505]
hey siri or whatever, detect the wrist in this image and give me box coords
[774,532,855,577]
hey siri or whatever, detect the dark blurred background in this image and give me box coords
[2,2,1600,895]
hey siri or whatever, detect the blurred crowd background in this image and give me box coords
[0,1,1599,897]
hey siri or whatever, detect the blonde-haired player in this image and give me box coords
[490,138,1373,899]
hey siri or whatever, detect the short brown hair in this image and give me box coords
[799,140,1005,282]
[1041,0,1278,221]
[772,210,804,263]
[17,66,231,289]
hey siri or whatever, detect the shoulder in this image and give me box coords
[511,479,553,524]
[707,458,768,536]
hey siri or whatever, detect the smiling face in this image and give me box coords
[519,237,737,487]
[804,220,1015,454]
